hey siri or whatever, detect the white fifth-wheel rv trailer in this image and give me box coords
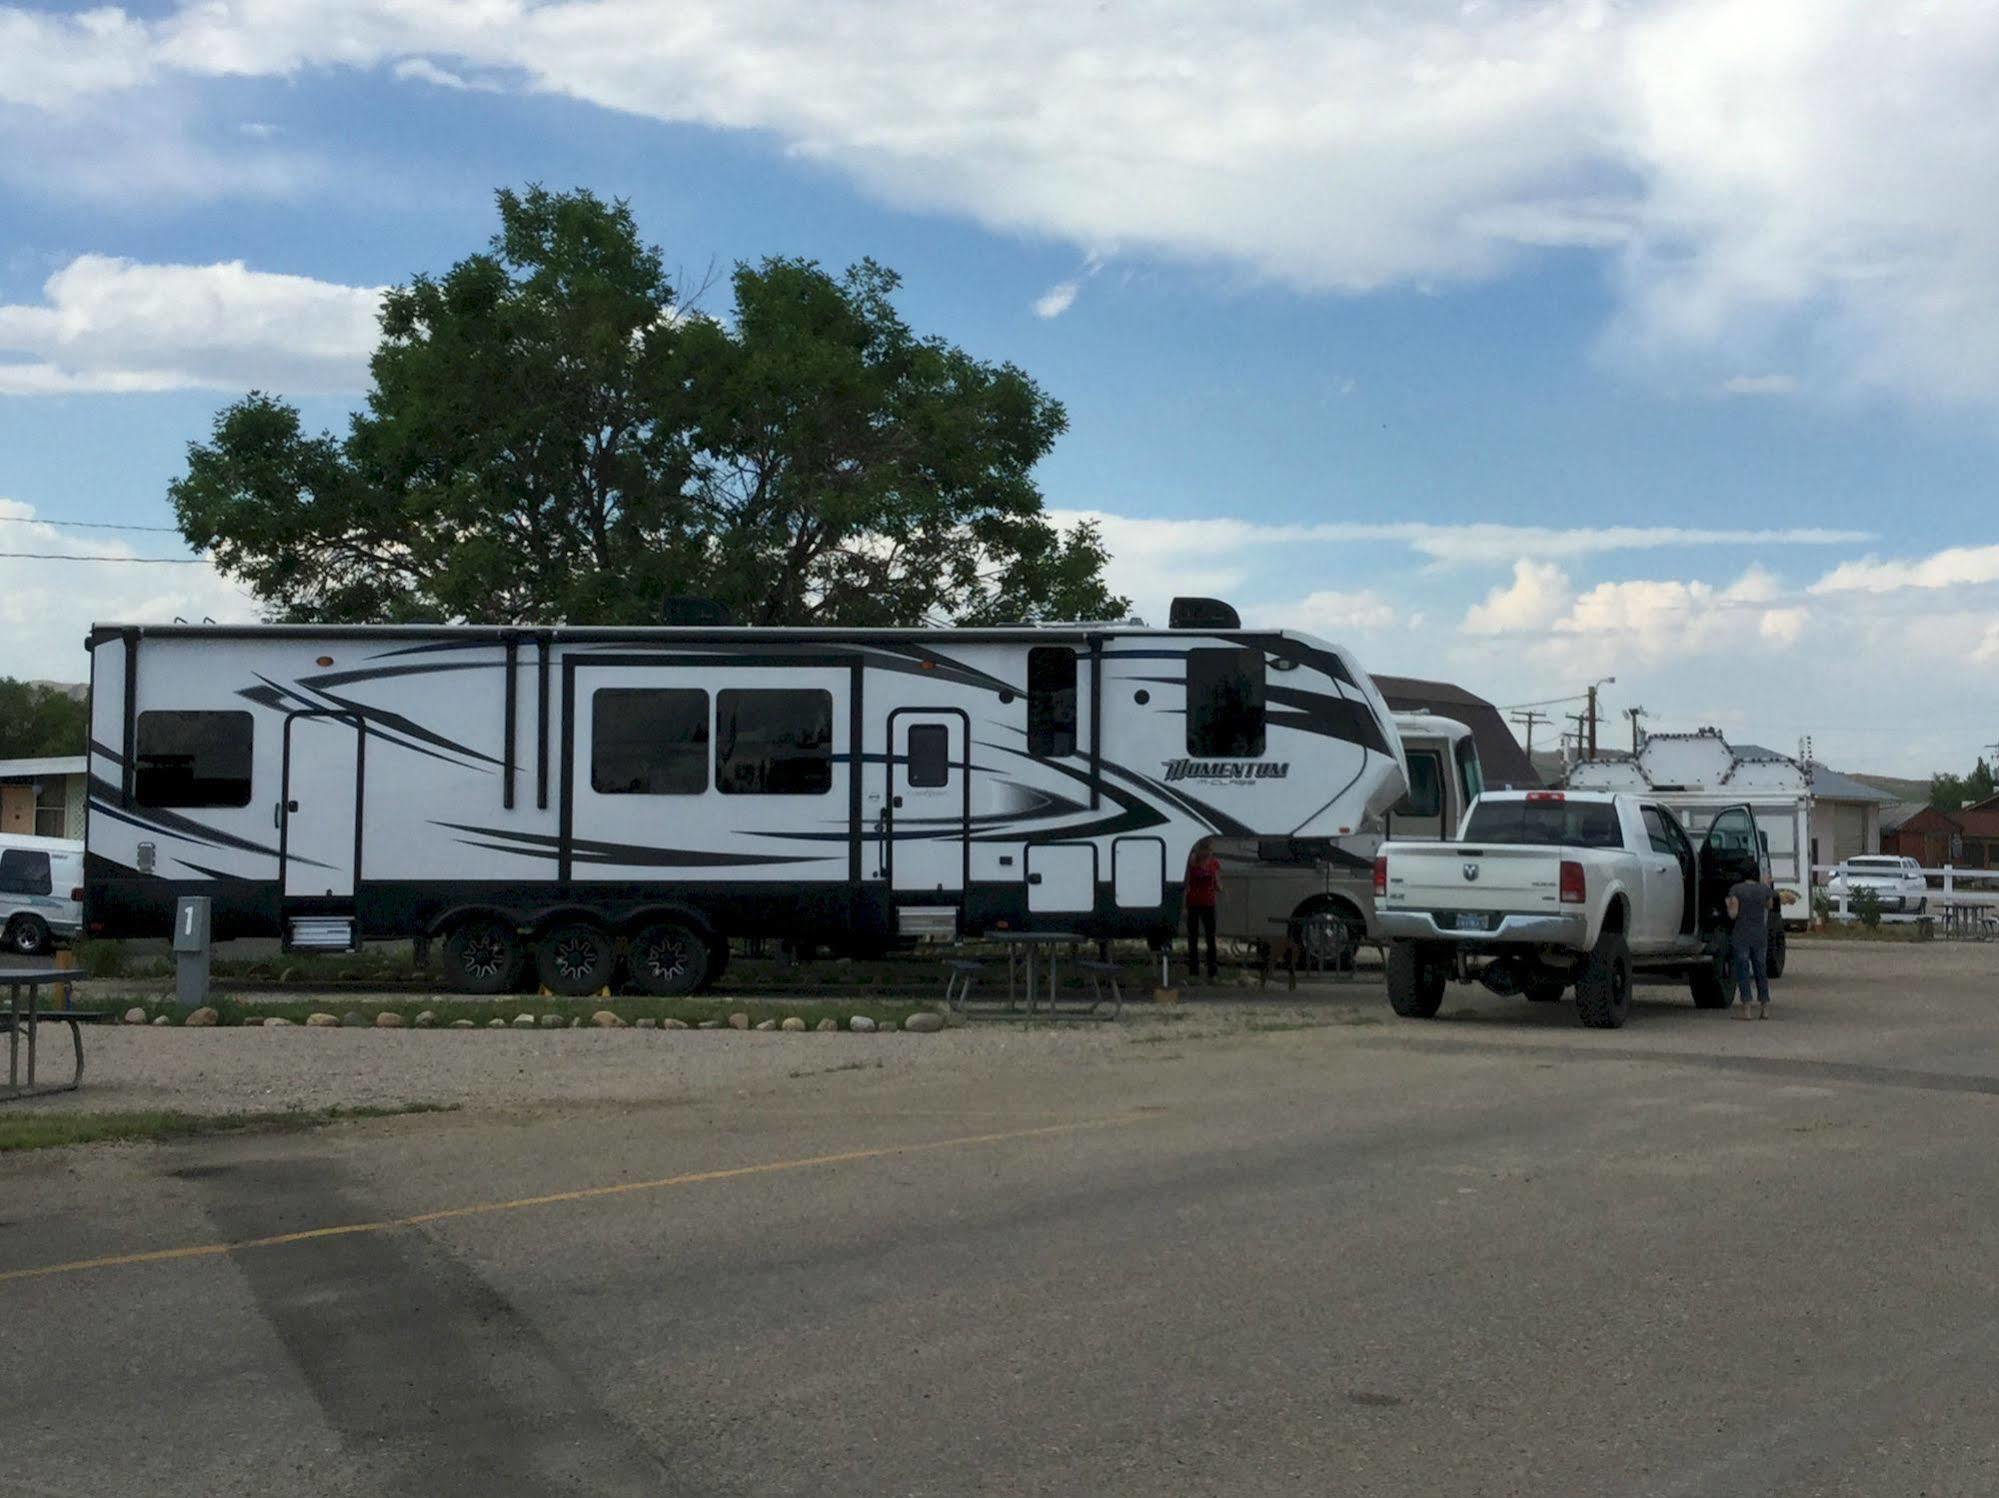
[83,602,1408,995]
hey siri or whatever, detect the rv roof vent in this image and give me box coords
[1168,597,1240,630]
[660,596,733,627]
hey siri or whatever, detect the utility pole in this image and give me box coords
[1510,710,1549,758]
[1624,705,1648,756]
[1569,711,1590,763]
[1584,676,1616,762]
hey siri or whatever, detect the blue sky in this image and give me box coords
[1,0,1996,774]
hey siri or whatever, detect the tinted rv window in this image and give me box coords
[1027,648,1077,757]
[716,690,833,795]
[1186,648,1265,757]
[906,723,950,788]
[591,689,708,795]
[135,711,253,807]
[0,849,51,896]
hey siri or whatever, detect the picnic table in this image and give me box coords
[3,968,108,1101]
[1938,901,1996,941]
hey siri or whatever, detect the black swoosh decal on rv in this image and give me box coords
[432,823,819,868]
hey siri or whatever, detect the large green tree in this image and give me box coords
[0,679,87,759]
[172,187,1125,627]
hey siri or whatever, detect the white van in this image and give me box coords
[0,833,84,955]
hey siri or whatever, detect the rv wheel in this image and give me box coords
[442,917,521,995]
[627,920,710,996]
[537,922,615,997]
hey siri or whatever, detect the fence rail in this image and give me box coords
[1808,864,1999,923]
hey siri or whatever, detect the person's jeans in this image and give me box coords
[1186,905,1217,979]
[1732,942,1770,1006]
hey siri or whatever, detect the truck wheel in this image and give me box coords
[6,914,51,956]
[537,922,614,997]
[1767,925,1787,980]
[1689,941,1732,1009]
[627,920,710,997]
[1524,976,1567,1003]
[1575,931,1633,1029]
[1385,941,1446,1019]
[442,917,521,995]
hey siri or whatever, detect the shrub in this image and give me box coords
[1851,885,1883,928]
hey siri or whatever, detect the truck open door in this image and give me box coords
[1696,804,1762,934]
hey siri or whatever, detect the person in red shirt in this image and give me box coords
[1184,843,1222,982]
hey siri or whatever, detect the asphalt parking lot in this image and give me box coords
[6,939,1999,1496]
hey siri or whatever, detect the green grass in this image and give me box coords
[0,1102,452,1153]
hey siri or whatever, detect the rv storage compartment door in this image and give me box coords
[282,713,362,900]
[1027,843,1095,914]
[888,711,966,895]
[1113,837,1164,910]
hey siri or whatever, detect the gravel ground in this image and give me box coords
[18,1004,1244,1117]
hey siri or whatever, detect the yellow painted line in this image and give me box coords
[0,1112,1153,1286]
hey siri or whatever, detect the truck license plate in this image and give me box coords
[1453,913,1487,932]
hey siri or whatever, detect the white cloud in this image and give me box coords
[1464,559,1570,635]
[391,57,498,92]
[0,255,383,396]
[1032,280,1079,319]
[1721,373,1798,396]
[1975,623,1999,666]
[0,499,257,678]
[1810,544,1999,595]
[1245,589,1397,637]
[8,1,1999,403]
[1053,509,1870,572]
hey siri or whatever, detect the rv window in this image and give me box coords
[1186,648,1265,757]
[906,723,950,788]
[591,689,708,795]
[1027,648,1077,757]
[1455,735,1484,804]
[1392,753,1443,819]
[716,690,833,795]
[0,849,51,897]
[135,711,254,808]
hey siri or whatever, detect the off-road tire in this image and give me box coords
[1690,940,1732,1009]
[1524,976,1568,1003]
[1575,930,1633,1029]
[442,917,521,995]
[537,922,615,997]
[1386,941,1446,1019]
[627,920,710,997]
[1766,925,1788,980]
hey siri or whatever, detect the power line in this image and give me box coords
[0,548,205,560]
[1502,692,1589,711]
[0,515,182,533]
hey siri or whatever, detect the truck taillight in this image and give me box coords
[1372,856,1388,896]
[1560,860,1586,905]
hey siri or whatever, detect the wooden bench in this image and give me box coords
[4,969,110,1100]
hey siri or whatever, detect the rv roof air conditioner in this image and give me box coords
[1168,597,1240,630]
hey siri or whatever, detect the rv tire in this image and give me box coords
[441,917,521,995]
[537,922,615,997]
[627,919,710,997]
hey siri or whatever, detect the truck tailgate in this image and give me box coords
[1384,844,1562,916]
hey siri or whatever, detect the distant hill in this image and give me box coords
[1851,773,1930,802]
[28,681,87,703]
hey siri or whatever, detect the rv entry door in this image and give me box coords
[887,711,967,895]
[281,713,362,900]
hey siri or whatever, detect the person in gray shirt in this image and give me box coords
[1726,878,1777,1018]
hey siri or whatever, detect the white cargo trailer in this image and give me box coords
[83,611,1406,994]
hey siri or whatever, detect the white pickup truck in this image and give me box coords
[1374,790,1777,1028]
